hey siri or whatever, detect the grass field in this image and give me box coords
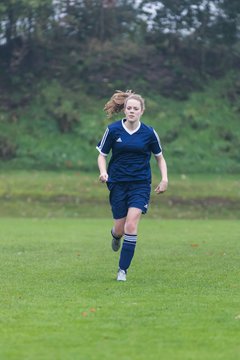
[1,218,240,360]
[0,171,239,219]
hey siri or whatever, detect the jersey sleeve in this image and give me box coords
[150,128,162,156]
[96,127,113,156]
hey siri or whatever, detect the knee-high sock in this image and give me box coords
[119,233,137,272]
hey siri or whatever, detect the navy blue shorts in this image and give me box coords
[107,181,151,220]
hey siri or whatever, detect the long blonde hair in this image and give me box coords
[104,90,145,118]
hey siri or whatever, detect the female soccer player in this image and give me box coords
[96,90,168,281]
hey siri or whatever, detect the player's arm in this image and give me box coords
[154,154,168,194]
[96,126,112,183]
[98,153,108,183]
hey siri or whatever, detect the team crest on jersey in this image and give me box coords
[116,137,122,142]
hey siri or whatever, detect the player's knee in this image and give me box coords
[114,224,124,237]
[124,220,137,235]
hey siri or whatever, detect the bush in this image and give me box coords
[0,136,17,160]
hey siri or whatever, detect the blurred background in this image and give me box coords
[0,0,239,218]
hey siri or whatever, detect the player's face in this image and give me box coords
[124,99,143,123]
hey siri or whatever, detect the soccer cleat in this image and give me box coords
[111,230,122,252]
[117,269,127,281]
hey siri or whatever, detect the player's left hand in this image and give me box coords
[155,180,168,194]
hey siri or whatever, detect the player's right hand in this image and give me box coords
[99,173,108,183]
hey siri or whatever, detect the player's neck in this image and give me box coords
[124,119,140,131]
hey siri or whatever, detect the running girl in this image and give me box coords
[96,90,168,281]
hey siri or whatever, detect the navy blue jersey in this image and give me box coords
[96,119,162,183]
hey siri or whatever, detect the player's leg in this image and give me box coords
[124,207,142,234]
[111,217,126,251]
[117,182,151,281]
[112,217,125,237]
[117,207,142,280]
[108,182,128,251]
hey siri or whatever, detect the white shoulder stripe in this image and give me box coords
[153,129,161,147]
[96,146,108,156]
[99,128,109,150]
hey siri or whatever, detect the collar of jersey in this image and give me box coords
[122,118,141,135]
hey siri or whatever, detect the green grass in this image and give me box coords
[1,73,240,174]
[0,218,240,360]
[0,171,239,219]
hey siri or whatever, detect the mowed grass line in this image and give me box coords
[0,219,239,360]
[0,171,239,219]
